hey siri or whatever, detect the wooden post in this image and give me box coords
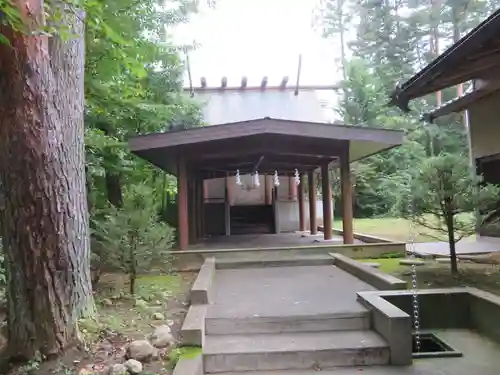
[224,174,231,236]
[340,146,354,244]
[188,176,196,245]
[298,174,305,231]
[273,186,280,234]
[321,163,333,241]
[177,160,189,250]
[265,174,272,205]
[203,180,208,202]
[196,178,203,240]
[200,178,206,240]
[289,176,297,200]
[308,171,317,234]
[226,175,235,206]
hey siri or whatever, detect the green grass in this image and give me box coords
[334,215,474,243]
[359,258,403,274]
[167,346,202,368]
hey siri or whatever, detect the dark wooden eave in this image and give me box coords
[390,8,500,112]
[423,84,500,122]
[129,117,403,178]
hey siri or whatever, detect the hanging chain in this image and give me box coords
[407,166,421,352]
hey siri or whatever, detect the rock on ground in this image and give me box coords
[150,325,174,348]
[152,312,165,320]
[110,364,128,375]
[124,359,143,374]
[399,259,425,266]
[127,340,156,361]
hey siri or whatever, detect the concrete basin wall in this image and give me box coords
[360,288,500,345]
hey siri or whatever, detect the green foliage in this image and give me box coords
[91,184,175,294]
[0,245,5,286]
[168,346,202,368]
[397,152,500,272]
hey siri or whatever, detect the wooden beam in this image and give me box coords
[261,76,268,89]
[298,174,305,231]
[280,76,289,89]
[308,171,317,235]
[340,147,354,244]
[177,159,189,250]
[185,84,341,92]
[321,163,333,241]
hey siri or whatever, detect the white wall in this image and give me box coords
[468,90,500,159]
[277,199,333,232]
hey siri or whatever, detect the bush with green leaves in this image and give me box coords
[396,152,500,274]
[91,184,175,294]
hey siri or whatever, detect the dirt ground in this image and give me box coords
[0,271,197,375]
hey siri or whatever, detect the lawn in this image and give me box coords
[359,257,500,295]
[334,215,474,243]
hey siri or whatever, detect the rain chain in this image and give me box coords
[235,169,243,186]
[235,169,286,188]
[294,168,300,185]
[273,170,280,187]
[253,171,260,187]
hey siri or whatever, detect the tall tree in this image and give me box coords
[0,1,94,360]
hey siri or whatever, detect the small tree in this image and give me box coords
[400,152,500,274]
[92,184,174,294]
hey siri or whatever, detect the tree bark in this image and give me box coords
[0,1,95,360]
[444,201,459,275]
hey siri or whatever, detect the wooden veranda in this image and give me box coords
[129,117,403,250]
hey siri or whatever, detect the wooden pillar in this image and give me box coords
[264,175,272,205]
[288,176,297,200]
[273,186,280,234]
[196,178,203,240]
[224,175,231,236]
[308,171,317,234]
[177,160,189,250]
[298,174,305,231]
[203,180,208,202]
[340,147,354,244]
[321,164,333,241]
[226,175,235,206]
[199,178,206,240]
[188,176,196,245]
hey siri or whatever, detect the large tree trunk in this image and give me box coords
[0,1,95,360]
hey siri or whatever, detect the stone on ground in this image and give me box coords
[124,359,143,374]
[363,262,380,268]
[150,324,174,348]
[127,340,155,361]
[152,312,165,320]
[399,259,425,266]
[110,364,128,375]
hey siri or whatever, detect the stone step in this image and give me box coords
[205,311,370,335]
[213,368,405,375]
[215,256,333,269]
[203,330,390,373]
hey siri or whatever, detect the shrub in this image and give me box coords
[91,183,175,294]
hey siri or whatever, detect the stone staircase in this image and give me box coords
[179,257,400,375]
[203,310,390,373]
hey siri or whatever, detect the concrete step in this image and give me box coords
[205,311,370,335]
[215,256,333,269]
[212,368,407,375]
[203,330,390,373]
